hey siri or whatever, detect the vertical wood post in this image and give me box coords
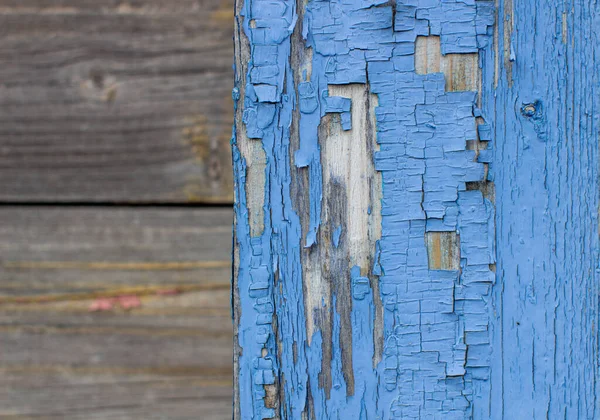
[492,1,599,418]
[232,0,599,418]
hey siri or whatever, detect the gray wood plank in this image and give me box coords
[0,206,233,297]
[0,1,234,203]
[0,207,233,419]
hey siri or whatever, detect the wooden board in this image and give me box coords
[0,207,233,419]
[0,0,234,203]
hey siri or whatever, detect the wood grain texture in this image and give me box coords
[491,1,600,417]
[0,207,233,419]
[0,0,234,203]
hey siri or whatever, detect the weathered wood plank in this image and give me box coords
[0,0,234,203]
[0,206,232,296]
[0,294,232,419]
[0,375,231,420]
[0,207,233,419]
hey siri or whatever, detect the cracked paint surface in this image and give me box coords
[233,0,599,418]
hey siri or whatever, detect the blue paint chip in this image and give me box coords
[332,225,343,248]
[253,84,279,103]
[478,123,493,141]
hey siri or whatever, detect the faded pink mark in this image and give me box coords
[117,295,142,310]
[88,295,142,312]
[89,298,114,312]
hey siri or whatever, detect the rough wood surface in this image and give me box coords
[233,0,599,417]
[0,207,233,419]
[232,0,500,417]
[0,0,234,203]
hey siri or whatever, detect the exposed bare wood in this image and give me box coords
[425,231,460,270]
[415,36,479,92]
[300,83,382,397]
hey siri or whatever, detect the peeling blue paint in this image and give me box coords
[233,0,599,418]
[234,0,308,417]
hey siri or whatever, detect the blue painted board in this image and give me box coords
[491,1,600,418]
[232,0,599,418]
